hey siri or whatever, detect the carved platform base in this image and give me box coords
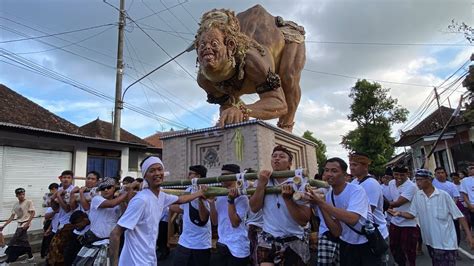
[161,120,318,180]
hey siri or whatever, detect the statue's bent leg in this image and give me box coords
[277,42,305,132]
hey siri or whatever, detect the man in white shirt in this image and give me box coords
[109,156,207,266]
[47,170,78,265]
[244,169,263,266]
[349,152,389,264]
[392,168,474,266]
[380,168,393,203]
[40,183,59,259]
[433,167,461,247]
[460,162,474,231]
[210,164,250,265]
[250,145,311,266]
[170,165,212,266]
[386,166,418,266]
[70,171,101,212]
[307,157,379,266]
[0,188,36,263]
[72,177,131,265]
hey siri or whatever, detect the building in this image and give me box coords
[395,106,474,173]
[0,84,157,234]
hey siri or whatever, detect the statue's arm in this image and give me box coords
[197,73,233,110]
[243,50,287,119]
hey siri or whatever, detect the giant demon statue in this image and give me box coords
[195,5,306,132]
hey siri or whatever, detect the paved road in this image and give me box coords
[7,237,474,265]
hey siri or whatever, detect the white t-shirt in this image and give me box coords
[246,210,263,227]
[314,187,329,236]
[89,195,122,238]
[316,206,329,237]
[387,179,417,227]
[215,195,250,258]
[58,185,77,227]
[460,176,474,204]
[432,179,460,200]
[381,184,391,202]
[178,187,212,249]
[45,207,59,233]
[118,189,178,266]
[261,178,308,238]
[245,181,263,228]
[351,177,389,238]
[328,183,369,244]
[160,207,169,222]
[408,188,463,250]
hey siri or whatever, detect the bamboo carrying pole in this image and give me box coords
[160,169,325,187]
[162,180,328,197]
[163,186,282,197]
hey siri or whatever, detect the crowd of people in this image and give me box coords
[0,145,473,266]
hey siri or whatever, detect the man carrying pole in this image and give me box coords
[250,145,311,266]
[210,164,250,265]
[170,165,212,266]
[108,157,207,266]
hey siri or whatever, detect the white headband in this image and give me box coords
[141,156,164,178]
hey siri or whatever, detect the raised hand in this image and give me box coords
[258,170,272,187]
[281,184,294,199]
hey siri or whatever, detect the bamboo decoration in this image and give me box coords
[163,186,285,197]
[160,169,327,188]
[162,179,328,198]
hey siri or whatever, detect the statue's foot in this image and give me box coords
[277,121,294,132]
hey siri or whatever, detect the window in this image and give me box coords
[87,148,121,179]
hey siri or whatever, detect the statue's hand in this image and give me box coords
[218,106,244,128]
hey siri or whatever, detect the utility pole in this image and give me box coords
[433,87,454,172]
[113,0,126,141]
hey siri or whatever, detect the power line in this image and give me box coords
[124,35,212,124]
[303,68,433,87]
[124,35,166,129]
[123,12,196,80]
[178,0,199,24]
[132,24,194,36]
[400,68,469,132]
[1,16,194,82]
[103,1,196,79]
[139,0,193,42]
[0,20,117,70]
[306,40,474,47]
[124,35,192,127]
[159,0,195,34]
[0,15,131,66]
[15,25,115,55]
[0,22,116,43]
[133,1,186,22]
[1,48,189,129]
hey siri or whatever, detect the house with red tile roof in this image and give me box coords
[395,106,473,173]
[0,84,159,234]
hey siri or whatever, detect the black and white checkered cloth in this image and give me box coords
[317,233,339,265]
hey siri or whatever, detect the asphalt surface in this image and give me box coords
[4,235,474,265]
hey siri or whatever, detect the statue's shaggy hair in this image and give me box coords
[195,9,264,79]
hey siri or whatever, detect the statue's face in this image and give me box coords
[197,28,228,70]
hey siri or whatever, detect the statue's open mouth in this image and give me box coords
[203,53,215,61]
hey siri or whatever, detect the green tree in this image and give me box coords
[302,130,327,175]
[341,79,409,175]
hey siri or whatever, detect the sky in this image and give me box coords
[0,0,472,160]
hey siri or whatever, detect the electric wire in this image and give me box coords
[0,48,189,129]
[0,22,116,43]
